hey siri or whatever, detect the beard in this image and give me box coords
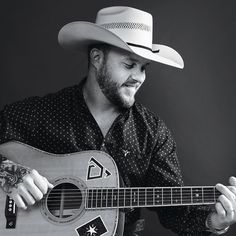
[96,62,135,109]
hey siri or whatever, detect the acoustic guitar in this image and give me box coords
[0,141,219,236]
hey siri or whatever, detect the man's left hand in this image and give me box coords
[210,176,236,230]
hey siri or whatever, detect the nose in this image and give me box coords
[131,69,146,84]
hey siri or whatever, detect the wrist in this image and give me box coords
[206,212,230,235]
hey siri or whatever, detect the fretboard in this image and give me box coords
[86,186,220,209]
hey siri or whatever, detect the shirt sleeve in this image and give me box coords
[146,118,212,235]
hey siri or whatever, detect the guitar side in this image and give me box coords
[0,141,120,236]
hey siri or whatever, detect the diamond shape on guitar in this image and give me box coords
[86,157,111,180]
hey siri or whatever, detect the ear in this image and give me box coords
[89,48,105,69]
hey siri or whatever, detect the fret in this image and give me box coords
[101,189,107,207]
[191,187,192,204]
[97,189,102,207]
[125,189,131,207]
[153,188,155,206]
[92,189,98,208]
[137,188,139,207]
[106,188,108,207]
[111,188,113,207]
[107,189,112,207]
[145,188,147,206]
[201,187,203,205]
[214,187,221,202]
[172,188,181,205]
[113,189,118,207]
[182,187,191,204]
[203,187,215,203]
[124,189,126,207]
[214,187,216,203]
[154,188,162,205]
[139,188,145,206]
[131,188,138,207]
[87,189,92,208]
[192,187,203,203]
[147,188,153,206]
[119,189,125,207]
[163,188,171,205]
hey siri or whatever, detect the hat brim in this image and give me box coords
[58,22,184,69]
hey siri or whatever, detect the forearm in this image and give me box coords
[0,153,31,194]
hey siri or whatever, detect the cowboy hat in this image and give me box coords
[58,6,184,69]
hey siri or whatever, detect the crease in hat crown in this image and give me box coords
[58,6,184,69]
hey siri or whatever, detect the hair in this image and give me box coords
[87,43,112,67]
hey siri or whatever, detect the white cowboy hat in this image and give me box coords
[58,6,184,69]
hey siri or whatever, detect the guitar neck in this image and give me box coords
[86,186,220,209]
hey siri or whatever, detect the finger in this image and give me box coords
[215,201,226,218]
[229,176,236,186]
[218,195,234,218]
[11,194,27,210]
[18,184,35,206]
[227,186,236,197]
[31,169,52,194]
[43,177,54,189]
[216,184,236,202]
[23,177,43,201]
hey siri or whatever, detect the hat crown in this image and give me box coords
[95,6,153,49]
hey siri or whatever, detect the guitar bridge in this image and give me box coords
[5,195,17,228]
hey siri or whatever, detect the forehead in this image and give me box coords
[107,46,151,65]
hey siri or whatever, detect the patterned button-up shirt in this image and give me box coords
[0,78,211,235]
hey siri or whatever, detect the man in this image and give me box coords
[0,6,236,235]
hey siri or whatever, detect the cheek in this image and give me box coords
[105,62,130,85]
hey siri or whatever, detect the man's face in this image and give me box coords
[96,47,150,109]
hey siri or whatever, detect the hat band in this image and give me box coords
[101,22,151,32]
[127,42,160,53]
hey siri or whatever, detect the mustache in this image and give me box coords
[122,79,141,87]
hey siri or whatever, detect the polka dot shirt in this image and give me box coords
[0,78,211,235]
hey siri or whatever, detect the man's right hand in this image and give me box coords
[9,169,54,209]
[0,156,54,209]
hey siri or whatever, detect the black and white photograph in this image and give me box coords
[0,1,236,235]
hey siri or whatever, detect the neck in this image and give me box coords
[85,186,221,209]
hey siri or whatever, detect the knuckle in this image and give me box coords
[218,195,225,202]
[17,184,25,193]
[31,169,38,174]
[23,177,34,185]
[31,169,40,178]
[42,187,47,195]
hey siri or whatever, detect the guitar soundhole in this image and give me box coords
[46,183,83,219]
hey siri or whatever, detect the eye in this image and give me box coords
[124,63,135,69]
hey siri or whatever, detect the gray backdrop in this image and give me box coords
[1,0,236,235]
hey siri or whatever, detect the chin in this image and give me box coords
[120,96,135,109]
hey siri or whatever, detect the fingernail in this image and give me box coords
[49,183,54,188]
[216,183,222,189]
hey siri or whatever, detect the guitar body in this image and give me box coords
[0,142,120,236]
